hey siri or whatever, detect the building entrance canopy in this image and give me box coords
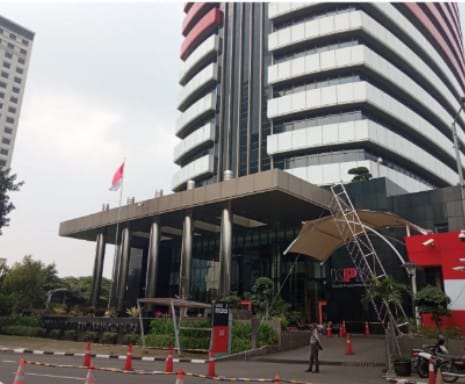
[284,210,429,261]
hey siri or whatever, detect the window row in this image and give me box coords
[0,81,21,94]
[0,28,29,46]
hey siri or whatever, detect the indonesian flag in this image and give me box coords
[109,162,124,191]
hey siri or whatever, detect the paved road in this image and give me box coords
[0,351,387,384]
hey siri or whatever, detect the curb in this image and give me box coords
[250,357,386,368]
[0,347,206,364]
[386,378,427,384]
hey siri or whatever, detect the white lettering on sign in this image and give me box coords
[215,308,228,314]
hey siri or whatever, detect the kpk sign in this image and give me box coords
[330,267,368,288]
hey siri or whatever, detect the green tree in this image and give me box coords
[59,276,111,307]
[251,277,274,320]
[0,168,23,235]
[0,263,11,314]
[415,285,451,328]
[2,255,58,313]
[348,166,372,182]
[362,275,410,310]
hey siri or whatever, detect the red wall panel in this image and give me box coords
[180,8,222,61]
[183,3,209,37]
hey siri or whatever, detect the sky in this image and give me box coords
[0,1,184,278]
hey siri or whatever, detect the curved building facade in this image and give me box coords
[174,3,465,194]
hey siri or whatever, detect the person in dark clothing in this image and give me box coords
[306,323,322,373]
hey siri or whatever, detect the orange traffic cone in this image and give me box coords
[342,320,346,336]
[12,358,25,384]
[207,350,216,376]
[83,343,92,367]
[274,373,281,384]
[428,357,436,384]
[345,333,353,355]
[326,323,332,337]
[165,346,174,373]
[123,342,133,371]
[364,321,370,336]
[84,364,96,384]
[175,368,184,384]
[338,323,343,337]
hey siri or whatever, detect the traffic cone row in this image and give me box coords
[123,342,133,371]
[345,333,353,355]
[83,342,92,367]
[12,358,25,384]
[84,364,96,384]
[364,321,370,336]
[165,345,174,373]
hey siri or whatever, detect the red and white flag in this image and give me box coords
[109,162,124,191]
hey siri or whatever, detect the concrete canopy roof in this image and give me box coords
[59,169,333,244]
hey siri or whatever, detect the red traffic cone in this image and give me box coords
[338,323,343,337]
[175,368,184,384]
[345,333,353,355]
[274,373,281,384]
[207,350,216,377]
[342,320,346,336]
[84,364,96,384]
[428,357,436,384]
[326,323,332,337]
[83,343,92,367]
[123,342,133,371]
[364,321,370,336]
[165,345,174,373]
[12,358,25,384]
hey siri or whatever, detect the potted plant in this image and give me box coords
[393,353,412,376]
[415,285,451,328]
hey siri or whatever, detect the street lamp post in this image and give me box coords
[451,96,465,225]
[402,262,420,327]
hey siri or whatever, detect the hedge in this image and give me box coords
[1,325,45,337]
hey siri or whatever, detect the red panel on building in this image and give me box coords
[180,8,222,61]
[183,3,210,37]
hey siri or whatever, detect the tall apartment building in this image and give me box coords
[174,3,465,193]
[0,15,34,169]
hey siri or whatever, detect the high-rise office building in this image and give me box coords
[174,3,465,193]
[0,15,34,170]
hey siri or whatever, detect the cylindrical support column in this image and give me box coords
[180,214,193,299]
[116,227,131,313]
[109,234,122,309]
[219,205,232,296]
[90,232,106,308]
[145,220,160,298]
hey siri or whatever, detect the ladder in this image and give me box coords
[329,183,408,334]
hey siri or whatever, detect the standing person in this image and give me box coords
[306,322,322,373]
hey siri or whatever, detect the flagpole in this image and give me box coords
[107,159,125,312]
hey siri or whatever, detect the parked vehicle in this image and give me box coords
[436,351,465,383]
[411,335,448,378]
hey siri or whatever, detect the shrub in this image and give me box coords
[63,329,76,340]
[1,325,45,337]
[418,326,463,339]
[0,316,41,328]
[82,331,98,342]
[180,335,209,350]
[47,329,62,339]
[232,338,251,353]
[232,321,251,339]
[145,334,175,348]
[100,332,118,344]
[122,333,140,345]
[258,324,278,345]
[149,318,174,335]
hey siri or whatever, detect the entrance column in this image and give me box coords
[145,220,160,298]
[116,226,131,313]
[90,231,106,308]
[219,204,232,296]
[180,179,195,299]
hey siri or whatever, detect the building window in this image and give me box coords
[0,148,8,155]
[19,48,26,55]
[8,107,16,114]
[16,67,23,74]
[10,96,17,103]
[2,137,10,145]
[18,57,25,64]
[0,81,6,89]
[13,77,21,84]
[0,159,6,166]
[3,62,10,69]
[4,127,12,134]
[9,33,16,40]
[0,92,4,99]
[1,71,8,79]
[12,86,19,94]
[5,52,12,59]
[7,42,14,49]
[21,39,28,46]
[6,117,14,124]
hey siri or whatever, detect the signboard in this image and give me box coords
[330,267,367,288]
[212,302,230,353]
